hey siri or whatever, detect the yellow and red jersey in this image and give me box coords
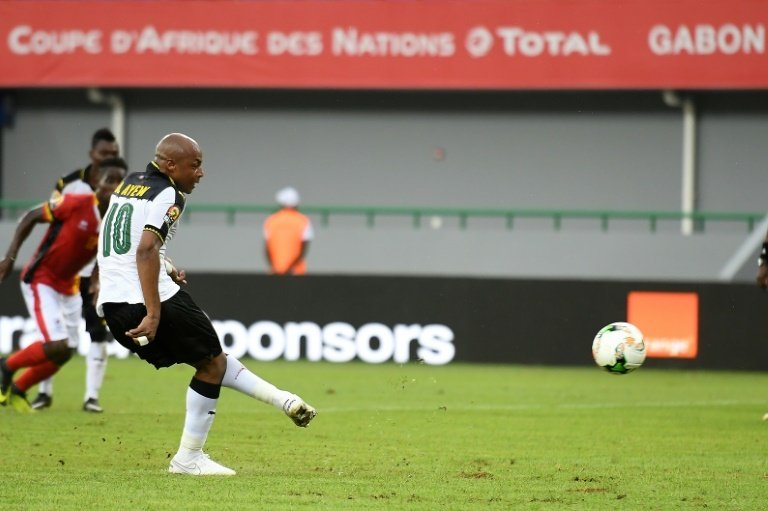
[21,193,101,295]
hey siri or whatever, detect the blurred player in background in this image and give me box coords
[756,233,768,289]
[52,128,120,197]
[263,186,313,275]
[31,129,121,412]
[755,232,768,421]
[0,164,126,412]
[97,133,316,476]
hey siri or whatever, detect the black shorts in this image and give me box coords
[102,289,222,369]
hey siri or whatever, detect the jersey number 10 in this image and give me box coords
[102,203,133,257]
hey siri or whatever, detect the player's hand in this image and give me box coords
[757,265,768,290]
[88,279,100,297]
[172,268,188,285]
[164,257,188,285]
[125,316,160,346]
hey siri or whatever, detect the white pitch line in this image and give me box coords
[318,399,765,414]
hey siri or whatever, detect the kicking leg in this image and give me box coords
[220,354,316,427]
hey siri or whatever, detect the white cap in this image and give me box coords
[276,187,300,207]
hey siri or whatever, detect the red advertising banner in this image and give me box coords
[0,0,766,89]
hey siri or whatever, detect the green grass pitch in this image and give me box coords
[0,356,766,510]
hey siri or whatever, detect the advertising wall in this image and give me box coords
[1,273,766,371]
[0,0,766,89]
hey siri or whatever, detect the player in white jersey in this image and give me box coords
[96,133,316,476]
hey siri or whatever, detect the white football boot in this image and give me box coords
[168,452,236,476]
[282,394,317,427]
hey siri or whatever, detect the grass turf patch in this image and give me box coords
[0,357,766,510]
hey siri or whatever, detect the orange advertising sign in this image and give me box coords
[627,291,699,359]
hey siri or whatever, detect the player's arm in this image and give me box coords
[125,230,163,344]
[126,187,184,343]
[756,232,768,289]
[89,262,100,305]
[0,204,47,283]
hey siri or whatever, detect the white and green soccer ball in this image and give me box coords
[592,322,646,374]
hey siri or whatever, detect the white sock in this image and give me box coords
[85,342,108,401]
[38,377,53,396]
[221,355,291,409]
[177,386,218,459]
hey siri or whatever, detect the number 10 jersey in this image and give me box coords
[97,162,186,309]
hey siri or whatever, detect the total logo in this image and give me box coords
[0,316,456,365]
[465,25,611,58]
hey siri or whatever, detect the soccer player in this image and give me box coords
[96,133,316,476]
[755,233,768,421]
[32,128,121,413]
[0,164,127,412]
[756,235,768,290]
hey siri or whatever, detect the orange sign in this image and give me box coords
[627,291,699,359]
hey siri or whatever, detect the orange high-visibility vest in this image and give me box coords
[263,208,312,275]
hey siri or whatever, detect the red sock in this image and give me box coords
[14,361,60,393]
[6,341,47,371]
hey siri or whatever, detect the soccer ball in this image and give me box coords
[592,322,646,374]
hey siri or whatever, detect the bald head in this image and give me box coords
[154,133,200,163]
[153,133,204,194]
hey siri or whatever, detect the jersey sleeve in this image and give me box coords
[45,193,78,223]
[143,187,184,243]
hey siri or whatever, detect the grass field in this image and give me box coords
[0,356,766,510]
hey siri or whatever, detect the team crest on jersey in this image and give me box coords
[163,205,181,226]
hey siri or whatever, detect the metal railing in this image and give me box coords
[176,203,767,233]
[1,199,763,233]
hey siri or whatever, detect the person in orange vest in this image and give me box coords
[263,187,314,275]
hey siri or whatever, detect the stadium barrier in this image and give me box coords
[0,272,765,371]
[0,199,762,233]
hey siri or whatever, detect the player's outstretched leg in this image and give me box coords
[282,394,318,427]
[168,376,235,476]
[220,355,317,427]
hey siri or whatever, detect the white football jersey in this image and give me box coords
[97,162,184,308]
